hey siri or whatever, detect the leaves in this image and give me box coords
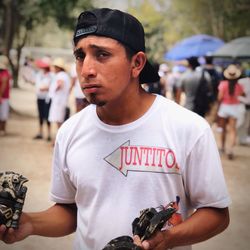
[0,0,93,87]
[126,0,250,63]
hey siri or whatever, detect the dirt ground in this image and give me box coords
[0,82,249,250]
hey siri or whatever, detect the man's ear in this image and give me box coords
[131,52,146,79]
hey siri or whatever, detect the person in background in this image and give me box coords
[33,57,53,141]
[202,55,222,125]
[0,55,12,136]
[217,64,245,159]
[177,56,212,116]
[21,56,36,84]
[203,55,222,101]
[158,63,169,97]
[48,58,71,132]
[166,65,186,104]
[0,8,230,250]
[70,63,89,112]
[238,70,250,145]
[146,63,166,96]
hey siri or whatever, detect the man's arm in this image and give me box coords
[70,76,77,93]
[0,203,77,244]
[134,207,229,250]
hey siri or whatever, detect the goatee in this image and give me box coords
[88,94,106,107]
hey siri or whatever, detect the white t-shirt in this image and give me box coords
[70,63,85,99]
[35,70,53,99]
[50,95,231,250]
[48,71,71,123]
[238,77,250,105]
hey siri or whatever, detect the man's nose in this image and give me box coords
[80,56,97,78]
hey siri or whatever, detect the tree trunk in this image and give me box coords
[1,0,20,87]
[10,29,28,88]
[2,0,16,56]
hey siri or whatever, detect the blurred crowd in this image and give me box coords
[17,55,89,144]
[143,56,250,159]
[0,53,250,159]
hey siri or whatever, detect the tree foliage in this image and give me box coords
[128,0,168,63]
[0,0,93,87]
[0,0,250,87]
[167,0,250,42]
[127,0,250,63]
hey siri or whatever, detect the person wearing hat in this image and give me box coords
[33,57,53,141]
[238,70,250,145]
[0,55,12,136]
[217,64,245,159]
[0,8,230,250]
[48,57,71,133]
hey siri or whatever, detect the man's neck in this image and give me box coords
[96,89,156,125]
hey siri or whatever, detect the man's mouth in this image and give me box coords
[82,84,100,94]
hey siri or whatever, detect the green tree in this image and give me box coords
[127,0,250,63]
[128,0,168,63]
[165,0,250,43]
[0,0,92,88]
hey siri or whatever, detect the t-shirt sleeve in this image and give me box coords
[183,127,231,209]
[50,131,76,204]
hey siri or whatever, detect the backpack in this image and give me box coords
[205,68,221,100]
[193,70,214,117]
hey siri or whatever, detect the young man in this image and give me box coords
[0,8,230,250]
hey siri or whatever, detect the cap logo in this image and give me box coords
[75,25,97,38]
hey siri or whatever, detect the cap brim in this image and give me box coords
[139,60,160,84]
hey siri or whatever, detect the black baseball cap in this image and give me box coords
[73,8,160,84]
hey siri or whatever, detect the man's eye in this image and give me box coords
[96,51,110,59]
[74,51,85,61]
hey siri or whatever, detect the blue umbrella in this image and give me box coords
[165,34,224,61]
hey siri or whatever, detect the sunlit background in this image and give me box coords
[0,1,250,250]
[1,0,250,88]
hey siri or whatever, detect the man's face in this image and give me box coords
[74,35,134,107]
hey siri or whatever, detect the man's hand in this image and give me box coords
[134,207,230,249]
[133,231,172,250]
[0,213,33,244]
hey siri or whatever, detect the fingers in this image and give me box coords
[133,235,143,248]
[4,227,17,244]
[0,224,7,239]
[134,231,171,250]
[0,225,16,244]
[140,231,165,250]
[133,235,150,249]
[141,240,150,249]
[0,224,8,242]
